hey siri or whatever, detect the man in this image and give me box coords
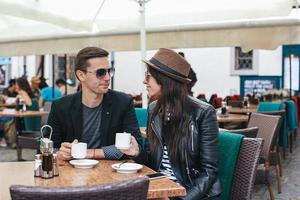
[47,47,141,163]
[39,79,64,107]
[2,78,17,97]
[30,76,41,99]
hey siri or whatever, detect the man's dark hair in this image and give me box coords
[75,47,109,72]
[56,78,66,85]
[178,52,185,57]
[187,68,197,96]
[8,79,16,87]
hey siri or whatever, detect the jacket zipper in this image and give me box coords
[191,124,194,152]
[185,151,193,185]
[151,121,164,168]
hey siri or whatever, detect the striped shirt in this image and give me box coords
[159,144,177,181]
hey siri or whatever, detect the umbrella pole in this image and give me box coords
[138,0,148,108]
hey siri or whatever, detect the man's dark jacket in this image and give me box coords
[47,90,142,149]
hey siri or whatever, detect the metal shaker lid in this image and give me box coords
[40,138,53,149]
[35,154,41,160]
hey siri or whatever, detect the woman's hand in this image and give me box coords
[120,136,140,157]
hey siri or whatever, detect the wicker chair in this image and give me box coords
[220,127,259,138]
[258,110,285,180]
[10,176,149,200]
[247,112,281,200]
[231,138,263,200]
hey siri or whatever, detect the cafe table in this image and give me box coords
[227,107,257,114]
[217,113,249,123]
[0,160,186,200]
[0,109,48,118]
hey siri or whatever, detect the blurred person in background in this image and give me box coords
[30,76,41,99]
[39,79,63,107]
[2,78,17,98]
[39,77,48,90]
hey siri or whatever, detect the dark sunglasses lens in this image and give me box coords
[96,69,107,77]
[96,68,115,78]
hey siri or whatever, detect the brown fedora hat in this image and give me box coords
[143,48,191,83]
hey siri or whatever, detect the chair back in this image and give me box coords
[258,110,286,147]
[135,108,148,127]
[284,100,298,131]
[257,102,284,112]
[10,176,149,200]
[227,100,243,108]
[24,98,41,131]
[231,138,263,199]
[247,112,281,162]
[223,127,259,138]
[218,131,244,200]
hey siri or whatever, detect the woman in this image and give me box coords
[138,48,221,199]
[16,77,35,107]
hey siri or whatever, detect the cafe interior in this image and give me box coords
[1,0,300,199]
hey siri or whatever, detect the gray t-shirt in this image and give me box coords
[81,103,124,159]
[82,104,102,148]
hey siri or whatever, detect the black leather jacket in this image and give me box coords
[135,97,221,200]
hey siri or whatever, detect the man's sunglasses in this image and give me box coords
[84,67,115,78]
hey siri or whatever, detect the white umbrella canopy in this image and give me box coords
[0,0,297,56]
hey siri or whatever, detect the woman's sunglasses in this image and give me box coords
[84,67,115,79]
[145,71,152,82]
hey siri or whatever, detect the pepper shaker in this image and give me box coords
[53,153,59,176]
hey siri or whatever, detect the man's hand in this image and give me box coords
[57,139,78,165]
[119,136,140,157]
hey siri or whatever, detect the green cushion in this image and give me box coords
[219,131,244,200]
[135,108,148,127]
[24,98,41,131]
[257,102,284,112]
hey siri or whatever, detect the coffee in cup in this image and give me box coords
[71,142,87,159]
[115,132,131,150]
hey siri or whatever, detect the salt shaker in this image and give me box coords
[53,153,59,176]
[34,154,42,177]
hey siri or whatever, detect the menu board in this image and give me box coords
[240,76,281,97]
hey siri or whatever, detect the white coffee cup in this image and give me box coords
[71,142,87,159]
[115,132,131,150]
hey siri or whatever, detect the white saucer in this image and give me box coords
[69,159,99,169]
[112,163,143,174]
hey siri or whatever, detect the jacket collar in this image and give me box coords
[70,92,83,140]
[99,90,113,146]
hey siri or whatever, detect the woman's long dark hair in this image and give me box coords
[147,66,190,161]
[16,77,34,98]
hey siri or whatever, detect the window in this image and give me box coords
[231,47,258,75]
[235,47,253,70]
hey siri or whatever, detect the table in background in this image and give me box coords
[227,107,257,114]
[0,160,186,200]
[217,114,249,123]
